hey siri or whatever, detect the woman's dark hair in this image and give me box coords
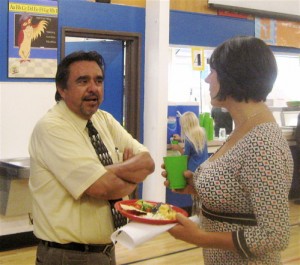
[209,36,277,102]
[55,51,105,102]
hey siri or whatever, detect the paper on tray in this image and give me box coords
[111,215,200,249]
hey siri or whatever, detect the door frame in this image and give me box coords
[61,27,142,140]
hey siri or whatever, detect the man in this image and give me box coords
[211,107,233,137]
[29,51,155,265]
[294,113,300,204]
[296,113,300,148]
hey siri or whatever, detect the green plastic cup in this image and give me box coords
[171,140,179,144]
[163,155,188,189]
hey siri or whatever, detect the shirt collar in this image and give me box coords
[56,100,90,132]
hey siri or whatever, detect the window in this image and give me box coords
[168,46,300,113]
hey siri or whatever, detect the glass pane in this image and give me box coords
[169,46,300,111]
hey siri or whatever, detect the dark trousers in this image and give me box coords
[289,146,300,200]
[36,241,116,265]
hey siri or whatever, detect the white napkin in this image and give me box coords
[111,215,200,249]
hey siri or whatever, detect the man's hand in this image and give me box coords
[85,151,154,200]
[123,148,134,161]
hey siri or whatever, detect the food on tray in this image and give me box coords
[157,204,177,220]
[119,204,147,213]
[120,200,177,220]
[133,200,155,212]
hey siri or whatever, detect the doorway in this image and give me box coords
[61,27,142,140]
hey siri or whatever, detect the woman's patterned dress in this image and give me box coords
[193,123,294,264]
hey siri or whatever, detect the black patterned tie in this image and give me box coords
[86,120,128,230]
[86,120,113,166]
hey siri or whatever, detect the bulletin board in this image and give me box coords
[255,18,300,49]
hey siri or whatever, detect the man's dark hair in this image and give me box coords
[55,51,105,102]
[209,36,277,102]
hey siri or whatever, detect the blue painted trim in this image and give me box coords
[170,11,254,47]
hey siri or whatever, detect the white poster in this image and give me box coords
[8,0,58,78]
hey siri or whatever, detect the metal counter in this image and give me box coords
[0,157,31,216]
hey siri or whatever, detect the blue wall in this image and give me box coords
[1,0,146,82]
[1,0,299,137]
[170,11,254,47]
[170,10,300,54]
[57,0,146,60]
[2,1,299,82]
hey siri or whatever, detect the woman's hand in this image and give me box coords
[169,214,237,252]
[172,134,181,141]
[168,213,203,246]
[161,164,197,195]
[171,143,182,152]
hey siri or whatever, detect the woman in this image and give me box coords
[162,36,293,264]
[171,111,208,172]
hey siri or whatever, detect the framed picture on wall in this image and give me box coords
[8,0,58,78]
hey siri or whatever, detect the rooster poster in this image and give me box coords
[8,0,58,78]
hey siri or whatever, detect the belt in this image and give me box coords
[202,205,257,226]
[41,240,114,253]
